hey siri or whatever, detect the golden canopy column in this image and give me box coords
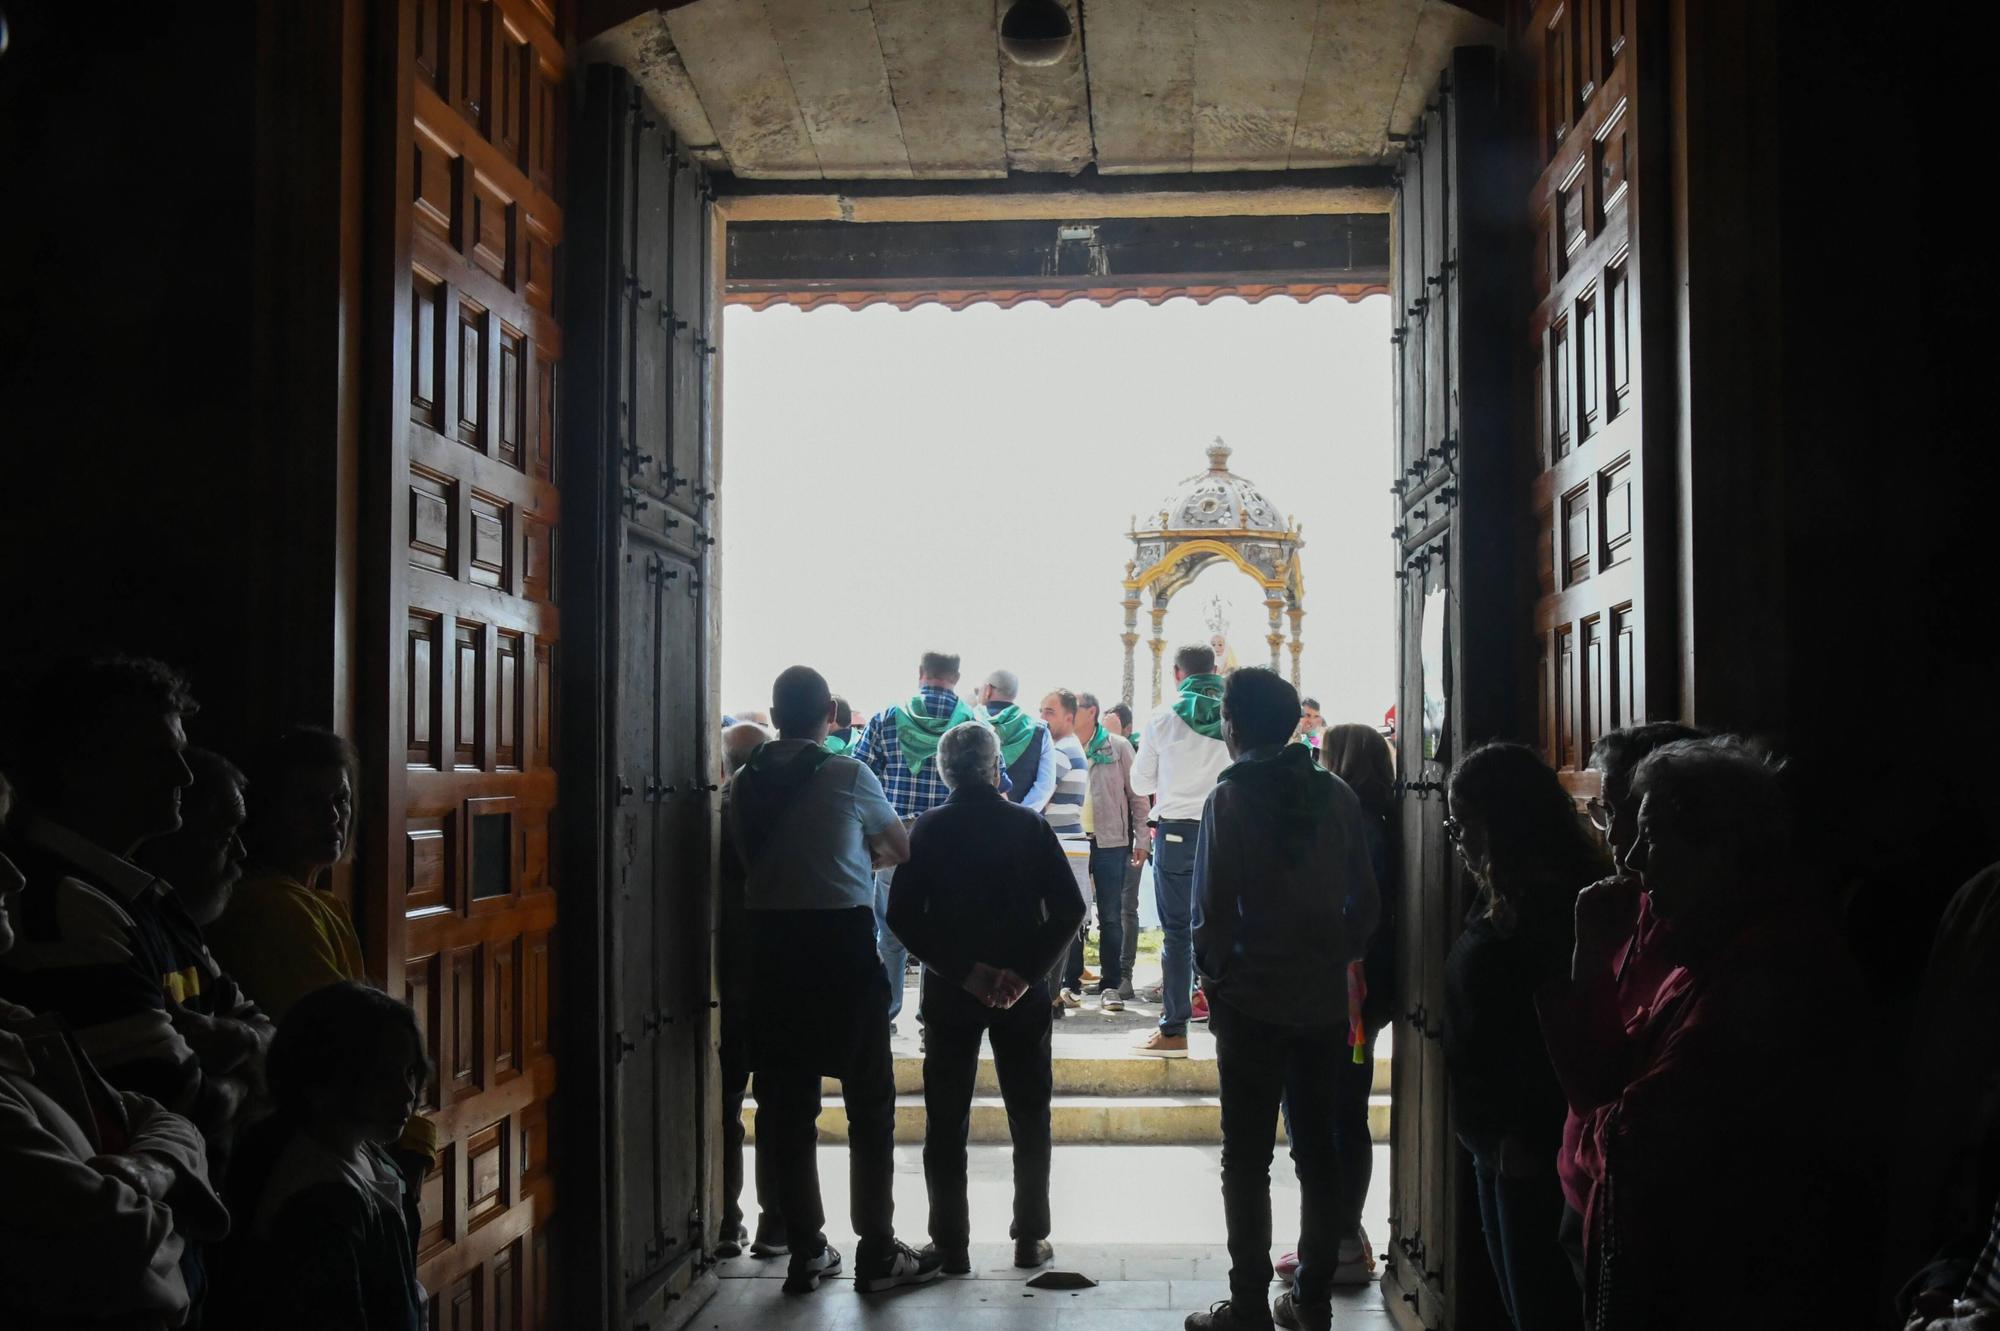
[1287,605,1305,690]
[1265,596,1286,671]
[1120,589,1142,706]
[1149,604,1169,706]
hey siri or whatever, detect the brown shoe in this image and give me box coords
[1135,1030,1189,1059]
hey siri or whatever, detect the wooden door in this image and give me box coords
[1527,0,1672,794]
[361,0,568,1324]
[564,64,720,1329]
[1385,46,1522,1331]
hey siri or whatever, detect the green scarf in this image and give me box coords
[1219,742,1338,843]
[978,703,1039,767]
[821,733,851,756]
[893,692,977,772]
[1084,724,1116,766]
[1170,673,1227,740]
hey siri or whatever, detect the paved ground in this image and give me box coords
[699,1143,1398,1331]
[889,951,1222,1056]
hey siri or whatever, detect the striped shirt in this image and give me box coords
[1044,734,1088,835]
[850,686,965,820]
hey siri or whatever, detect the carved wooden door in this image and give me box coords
[1385,46,1521,1331]
[566,64,719,1329]
[1527,0,1671,794]
[363,0,568,1325]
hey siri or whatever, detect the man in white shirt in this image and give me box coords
[1129,644,1232,1056]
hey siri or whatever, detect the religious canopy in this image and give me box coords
[1122,441,1306,706]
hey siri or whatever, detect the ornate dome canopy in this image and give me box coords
[1141,438,1290,535]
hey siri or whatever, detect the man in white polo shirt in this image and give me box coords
[1129,644,1231,1057]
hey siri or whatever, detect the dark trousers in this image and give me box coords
[1332,1025,1377,1238]
[1119,856,1143,987]
[719,1054,781,1238]
[751,908,898,1259]
[921,983,1055,1249]
[1471,1158,1580,1331]
[1211,991,1346,1317]
[1062,844,1130,991]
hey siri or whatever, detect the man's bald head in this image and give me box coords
[721,722,774,776]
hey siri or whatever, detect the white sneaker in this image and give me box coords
[1057,987,1083,1009]
[783,1244,842,1294]
[1333,1231,1377,1284]
[1100,986,1125,1012]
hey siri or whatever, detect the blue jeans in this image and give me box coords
[1471,1156,1579,1331]
[1064,844,1130,991]
[1153,821,1198,1036]
[875,867,909,1024]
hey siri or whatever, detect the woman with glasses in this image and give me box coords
[1441,743,1607,1331]
[1536,737,1874,1331]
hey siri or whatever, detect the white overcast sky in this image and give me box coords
[717,293,1395,728]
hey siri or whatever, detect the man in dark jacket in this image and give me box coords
[1186,668,1380,1331]
[887,720,1086,1275]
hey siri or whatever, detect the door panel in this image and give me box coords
[1385,46,1516,1331]
[568,64,718,1328]
[371,1,567,1324]
[1527,0,1668,792]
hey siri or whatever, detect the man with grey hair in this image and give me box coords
[721,721,775,779]
[976,669,1057,812]
[888,720,1086,1274]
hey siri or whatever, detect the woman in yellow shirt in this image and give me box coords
[206,727,367,1024]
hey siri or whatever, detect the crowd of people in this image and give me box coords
[0,657,431,1329]
[3,646,1995,1331]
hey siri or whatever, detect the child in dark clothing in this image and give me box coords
[213,982,428,1331]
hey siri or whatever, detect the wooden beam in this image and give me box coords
[1192,0,1318,170]
[726,213,1389,283]
[872,0,1007,178]
[1080,0,1195,174]
[1288,0,1421,166]
[712,165,1394,221]
[998,0,1094,173]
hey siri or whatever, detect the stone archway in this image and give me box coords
[1121,440,1307,706]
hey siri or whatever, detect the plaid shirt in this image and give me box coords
[851,685,963,819]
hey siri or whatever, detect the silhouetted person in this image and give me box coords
[714,720,783,1259]
[0,657,249,1145]
[1062,690,1146,1012]
[205,727,438,1184]
[133,746,275,1175]
[887,720,1085,1274]
[1185,669,1379,1331]
[1537,738,1877,1330]
[724,665,941,1294]
[211,982,426,1331]
[1549,722,1701,1277]
[1442,743,1599,1331]
[1,768,229,1330]
[1275,722,1399,1287]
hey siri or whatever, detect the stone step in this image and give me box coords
[821,1050,1392,1098]
[744,1091,1392,1146]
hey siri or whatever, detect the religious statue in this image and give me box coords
[1203,595,1242,673]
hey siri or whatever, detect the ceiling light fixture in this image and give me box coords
[999,0,1073,67]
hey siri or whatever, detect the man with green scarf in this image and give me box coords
[1130,644,1234,1056]
[974,670,1057,812]
[1183,667,1379,1331]
[851,652,973,1031]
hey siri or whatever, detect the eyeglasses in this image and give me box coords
[1443,816,1465,845]
[1585,796,1617,834]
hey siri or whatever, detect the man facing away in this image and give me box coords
[1104,701,1147,999]
[850,652,974,1033]
[1185,668,1380,1331]
[975,670,1057,812]
[887,721,1085,1275]
[822,697,857,756]
[1059,691,1147,1012]
[723,665,944,1294]
[1130,644,1233,1056]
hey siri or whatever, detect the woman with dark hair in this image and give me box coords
[1538,738,1876,1330]
[211,982,428,1330]
[1443,742,1602,1331]
[1277,722,1400,1286]
[205,727,363,1025]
